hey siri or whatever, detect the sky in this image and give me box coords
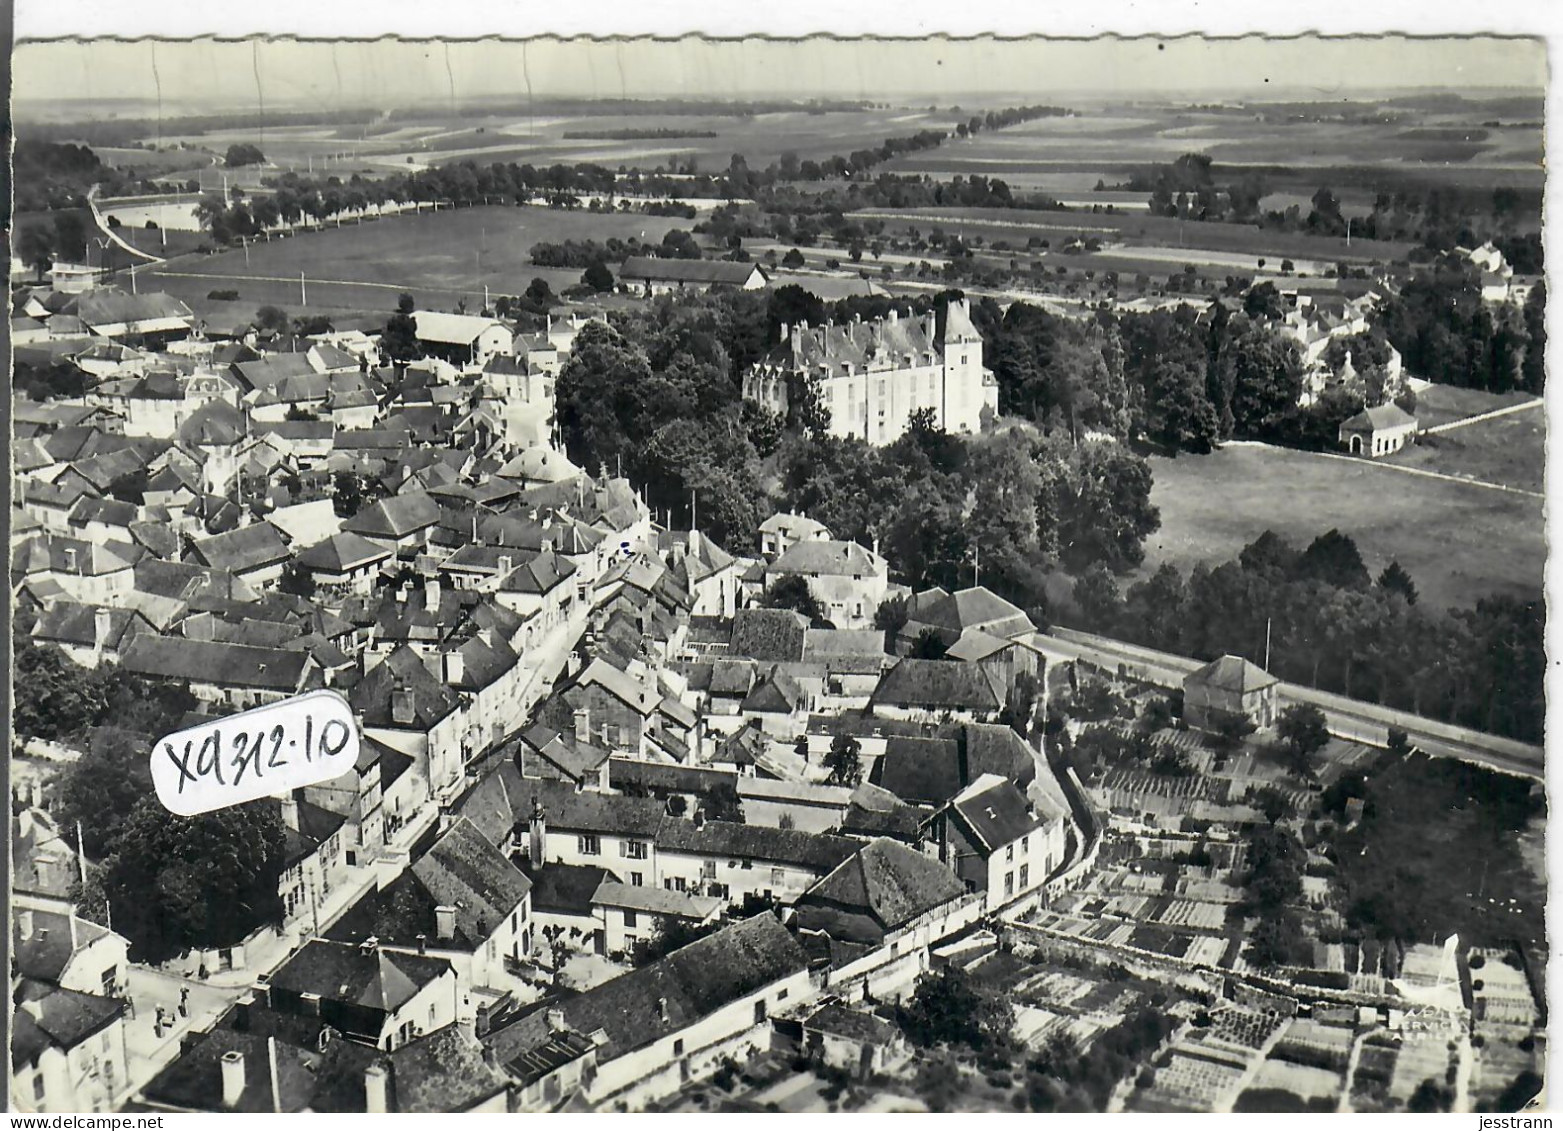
[12,36,1548,116]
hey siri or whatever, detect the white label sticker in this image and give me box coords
[150,690,361,816]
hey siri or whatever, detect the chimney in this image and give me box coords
[424,577,441,612]
[693,809,705,830]
[687,529,701,557]
[220,1050,246,1109]
[442,650,465,686]
[94,607,114,653]
[547,1008,566,1033]
[64,546,78,573]
[497,555,513,579]
[434,906,456,941]
[18,909,33,939]
[528,796,547,866]
[279,788,301,831]
[655,997,669,1023]
[416,934,428,955]
[391,684,416,726]
[364,1063,389,1115]
[573,707,590,744]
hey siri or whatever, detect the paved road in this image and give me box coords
[1039,627,1543,781]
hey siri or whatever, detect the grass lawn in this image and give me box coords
[1386,406,1546,494]
[139,203,689,314]
[1407,381,1539,430]
[1138,443,1544,612]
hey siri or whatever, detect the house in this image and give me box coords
[327,817,534,997]
[412,312,513,369]
[66,495,139,545]
[591,881,721,958]
[302,734,419,865]
[868,659,1005,722]
[12,810,93,913]
[921,774,1060,911]
[13,534,138,604]
[342,493,444,552]
[496,550,579,633]
[294,532,394,596]
[617,256,768,296]
[897,584,1035,653]
[119,636,317,709]
[12,980,132,1113]
[350,643,467,806]
[943,627,1044,704]
[663,529,741,619]
[266,940,460,1052]
[653,820,859,908]
[13,909,131,1000]
[560,660,666,758]
[791,837,970,948]
[763,540,888,629]
[743,300,997,445]
[869,722,1039,809]
[30,602,152,667]
[1339,403,1417,458]
[1183,654,1280,731]
[729,607,809,662]
[187,523,293,586]
[73,289,194,341]
[517,723,611,791]
[276,796,349,936]
[758,511,831,560]
[801,1002,906,1079]
[480,913,811,1110]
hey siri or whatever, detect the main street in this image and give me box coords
[1036,626,1543,781]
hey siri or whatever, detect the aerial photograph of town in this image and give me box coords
[5,27,1550,1116]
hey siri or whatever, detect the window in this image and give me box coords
[771,868,785,887]
[1019,864,1030,888]
[754,1000,768,1024]
[701,860,717,880]
[624,911,638,929]
[429,1004,437,1026]
[578,834,601,856]
[1004,871,1015,897]
[1006,844,1015,863]
[622,840,648,860]
[631,872,644,887]
[674,1039,684,1056]
[34,1073,46,1101]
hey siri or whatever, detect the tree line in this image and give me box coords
[1067,529,1544,745]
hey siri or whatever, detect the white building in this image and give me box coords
[742,298,998,445]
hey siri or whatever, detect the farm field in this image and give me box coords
[138,203,689,314]
[880,102,1544,189]
[1385,405,1546,495]
[146,107,970,175]
[851,207,1416,267]
[1137,443,1544,613]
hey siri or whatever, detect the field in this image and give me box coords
[144,107,969,176]
[1137,443,1544,612]
[879,101,1545,197]
[1403,381,1539,430]
[1386,407,1546,495]
[138,203,689,315]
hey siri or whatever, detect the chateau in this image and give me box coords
[742,298,998,445]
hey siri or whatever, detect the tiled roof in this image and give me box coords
[269,940,453,1013]
[794,838,967,944]
[342,493,443,540]
[770,539,884,579]
[618,256,764,285]
[947,774,1042,854]
[385,1024,511,1113]
[188,523,292,573]
[655,820,858,873]
[729,608,808,662]
[1185,654,1278,695]
[349,644,462,729]
[591,880,721,920]
[870,659,1003,711]
[295,532,393,573]
[120,636,309,691]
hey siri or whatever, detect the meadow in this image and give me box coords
[138,203,689,314]
[1386,407,1547,496]
[1137,442,1544,613]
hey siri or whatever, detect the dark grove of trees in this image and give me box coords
[1074,529,1544,745]
[1376,256,1544,394]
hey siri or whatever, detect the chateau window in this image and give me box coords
[577,834,601,856]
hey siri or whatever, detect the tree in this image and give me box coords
[630,916,722,965]
[1295,529,1371,590]
[1243,282,1286,321]
[332,470,367,518]
[254,305,290,334]
[873,595,909,639]
[1409,1080,1454,1114]
[760,574,825,622]
[1377,560,1418,606]
[381,293,421,363]
[1244,909,1310,968]
[825,733,863,786]
[224,143,266,167]
[17,224,55,280]
[52,211,89,263]
[1071,563,1123,631]
[581,259,615,292]
[12,643,108,741]
[897,965,1014,1051]
[1275,704,1329,777]
[54,729,152,857]
[909,628,949,660]
[278,561,317,598]
[782,248,806,269]
[102,798,287,963]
